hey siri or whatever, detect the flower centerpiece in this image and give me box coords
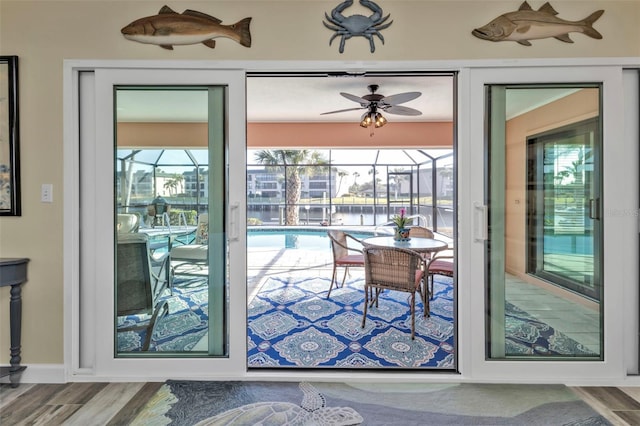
[391,208,411,241]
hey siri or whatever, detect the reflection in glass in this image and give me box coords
[486,85,602,359]
[114,87,225,357]
[527,118,599,300]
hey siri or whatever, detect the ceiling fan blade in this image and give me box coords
[384,105,423,116]
[381,91,422,105]
[320,107,366,115]
[340,92,368,104]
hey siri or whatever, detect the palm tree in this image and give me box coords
[350,171,361,195]
[163,174,184,196]
[254,150,328,225]
[335,169,349,197]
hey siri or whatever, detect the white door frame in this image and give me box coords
[463,65,632,381]
[65,64,247,380]
[64,59,639,384]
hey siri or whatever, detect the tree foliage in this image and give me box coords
[254,150,328,225]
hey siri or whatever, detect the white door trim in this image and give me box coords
[63,58,639,384]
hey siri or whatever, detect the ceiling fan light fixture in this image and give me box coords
[374,112,387,128]
[321,85,422,133]
[360,112,374,128]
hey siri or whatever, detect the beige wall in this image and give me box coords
[505,89,599,277]
[0,0,638,367]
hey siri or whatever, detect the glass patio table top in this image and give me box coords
[362,236,449,254]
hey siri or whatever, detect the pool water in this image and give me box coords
[247,228,373,250]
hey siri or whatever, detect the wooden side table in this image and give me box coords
[0,258,29,388]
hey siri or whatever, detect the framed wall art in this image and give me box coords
[0,56,20,216]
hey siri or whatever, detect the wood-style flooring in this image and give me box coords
[2,382,640,425]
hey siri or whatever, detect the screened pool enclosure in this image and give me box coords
[116,148,454,235]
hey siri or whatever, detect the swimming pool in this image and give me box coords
[247,227,376,250]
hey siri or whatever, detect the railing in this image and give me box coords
[177,211,189,230]
[160,212,172,233]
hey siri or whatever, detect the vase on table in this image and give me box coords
[394,227,410,241]
[400,228,410,240]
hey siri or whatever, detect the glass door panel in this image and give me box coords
[526,117,600,300]
[114,86,226,357]
[486,84,603,360]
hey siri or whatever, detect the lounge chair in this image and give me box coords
[170,213,208,275]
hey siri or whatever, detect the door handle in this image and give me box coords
[589,198,600,220]
[229,202,240,241]
[474,202,488,242]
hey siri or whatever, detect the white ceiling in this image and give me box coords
[116,74,455,123]
[115,75,578,123]
[247,74,454,123]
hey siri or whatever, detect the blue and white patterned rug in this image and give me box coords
[248,275,456,368]
[117,273,595,360]
[117,277,208,352]
[505,302,597,356]
[248,275,598,368]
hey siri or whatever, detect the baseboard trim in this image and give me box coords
[0,364,66,384]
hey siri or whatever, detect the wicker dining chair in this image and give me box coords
[408,225,436,260]
[425,253,454,300]
[408,226,434,239]
[327,230,365,298]
[362,245,427,339]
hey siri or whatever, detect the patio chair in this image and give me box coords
[408,226,439,271]
[362,246,427,339]
[170,213,208,275]
[327,230,365,298]
[409,226,434,239]
[116,233,170,350]
[117,213,140,233]
[424,252,454,300]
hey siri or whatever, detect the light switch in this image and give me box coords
[41,184,53,203]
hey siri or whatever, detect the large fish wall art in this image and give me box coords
[323,0,392,53]
[121,5,251,50]
[472,1,604,46]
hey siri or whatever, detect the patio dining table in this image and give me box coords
[362,236,449,255]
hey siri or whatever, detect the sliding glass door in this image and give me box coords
[114,86,226,356]
[526,117,601,300]
[78,67,246,378]
[486,84,603,360]
[465,65,629,380]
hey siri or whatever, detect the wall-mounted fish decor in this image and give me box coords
[472,1,603,46]
[121,5,251,50]
[323,0,392,53]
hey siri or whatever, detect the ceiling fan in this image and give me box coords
[321,84,422,130]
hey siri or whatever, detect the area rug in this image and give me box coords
[131,380,611,425]
[247,275,595,369]
[248,275,455,368]
[505,301,597,357]
[117,277,208,352]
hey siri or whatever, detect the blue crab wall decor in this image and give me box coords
[323,0,393,53]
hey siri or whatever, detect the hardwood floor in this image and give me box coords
[2,382,640,425]
[574,387,640,425]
